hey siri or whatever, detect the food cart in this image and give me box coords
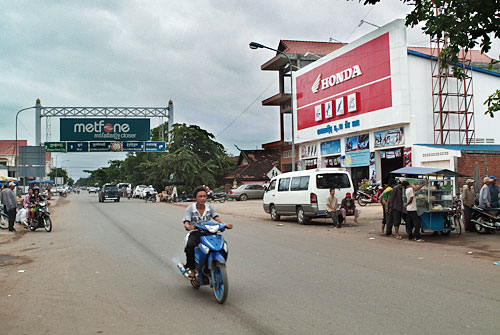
[391,167,462,236]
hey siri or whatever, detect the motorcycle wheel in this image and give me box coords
[218,197,226,203]
[453,216,462,235]
[44,217,52,232]
[191,278,200,289]
[0,215,8,229]
[152,197,156,203]
[212,262,228,304]
[30,225,36,231]
[357,194,369,207]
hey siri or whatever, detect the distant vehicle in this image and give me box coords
[227,184,265,201]
[140,186,157,199]
[88,187,98,194]
[117,183,131,197]
[99,184,120,203]
[133,185,147,198]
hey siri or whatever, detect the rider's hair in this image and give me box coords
[192,186,207,199]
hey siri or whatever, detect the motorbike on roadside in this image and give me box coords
[355,184,384,206]
[26,201,52,232]
[144,191,157,203]
[207,191,227,203]
[470,205,500,233]
[177,221,230,304]
[0,206,9,229]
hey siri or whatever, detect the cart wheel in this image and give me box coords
[440,230,451,236]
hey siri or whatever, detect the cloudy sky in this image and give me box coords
[1,0,498,180]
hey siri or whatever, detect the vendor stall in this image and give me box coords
[391,167,463,235]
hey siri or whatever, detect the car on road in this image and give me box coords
[133,185,147,198]
[227,184,265,201]
[99,184,120,202]
[88,187,98,194]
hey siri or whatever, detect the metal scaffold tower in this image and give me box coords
[430,35,475,145]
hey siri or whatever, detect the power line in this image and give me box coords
[344,6,375,43]
[216,78,277,138]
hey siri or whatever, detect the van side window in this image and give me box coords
[316,173,351,189]
[278,178,291,192]
[291,176,310,191]
[268,179,277,191]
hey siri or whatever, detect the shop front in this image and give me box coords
[320,139,341,168]
[373,127,407,184]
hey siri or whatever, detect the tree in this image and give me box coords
[48,167,69,184]
[362,0,500,116]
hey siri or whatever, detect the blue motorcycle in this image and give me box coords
[177,221,229,304]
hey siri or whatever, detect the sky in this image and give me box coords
[1,0,499,180]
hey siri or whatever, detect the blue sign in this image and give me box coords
[145,141,166,152]
[317,119,360,136]
[66,142,89,152]
[320,139,341,156]
[123,141,145,152]
[60,118,150,141]
[89,142,111,152]
[342,150,371,168]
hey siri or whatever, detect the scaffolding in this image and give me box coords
[430,35,475,145]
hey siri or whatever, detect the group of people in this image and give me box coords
[462,175,499,231]
[1,183,47,232]
[326,190,360,228]
[379,177,429,242]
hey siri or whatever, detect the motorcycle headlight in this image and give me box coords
[223,242,228,253]
[206,225,219,234]
[200,244,210,254]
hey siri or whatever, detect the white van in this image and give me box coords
[263,168,354,224]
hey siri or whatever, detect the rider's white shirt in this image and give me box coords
[183,203,219,226]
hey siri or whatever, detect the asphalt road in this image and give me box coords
[1,194,500,335]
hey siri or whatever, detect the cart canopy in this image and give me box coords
[391,167,465,177]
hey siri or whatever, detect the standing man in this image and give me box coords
[1,182,18,232]
[381,179,396,236]
[388,178,405,239]
[462,179,475,231]
[479,177,491,208]
[326,188,339,227]
[488,176,499,208]
[403,179,428,242]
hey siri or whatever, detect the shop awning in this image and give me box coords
[391,167,467,177]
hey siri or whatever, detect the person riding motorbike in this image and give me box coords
[29,187,46,226]
[144,185,155,201]
[23,188,33,225]
[182,186,233,281]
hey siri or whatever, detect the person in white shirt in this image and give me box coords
[479,177,492,208]
[403,180,428,242]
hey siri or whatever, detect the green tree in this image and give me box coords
[48,167,69,184]
[362,0,500,116]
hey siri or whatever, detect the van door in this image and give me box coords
[263,179,278,212]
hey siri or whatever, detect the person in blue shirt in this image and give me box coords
[489,176,499,208]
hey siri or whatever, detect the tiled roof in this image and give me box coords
[279,40,345,55]
[224,149,280,182]
[408,47,496,63]
[0,140,28,155]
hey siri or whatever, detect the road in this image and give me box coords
[1,194,500,334]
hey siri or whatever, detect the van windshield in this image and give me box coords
[316,173,351,189]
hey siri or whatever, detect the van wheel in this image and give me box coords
[270,205,280,221]
[297,207,310,225]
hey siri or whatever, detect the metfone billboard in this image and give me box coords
[60,118,150,141]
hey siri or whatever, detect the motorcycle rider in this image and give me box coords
[183,186,233,280]
[29,187,45,225]
[144,185,155,201]
[23,188,33,225]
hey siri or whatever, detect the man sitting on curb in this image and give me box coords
[326,188,340,228]
[340,192,359,227]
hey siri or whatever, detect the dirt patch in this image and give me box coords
[0,254,33,267]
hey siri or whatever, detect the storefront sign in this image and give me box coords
[374,127,404,148]
[301,143,318,158]
[60,118,150,141]
[341,150,370,168]
[347,93,358,113]
[325,101,333,119]
[316,119,360,136]
[404,147,412,167]
[345,133,369,152]
[320,139,341,156]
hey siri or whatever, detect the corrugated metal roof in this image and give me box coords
[279,40,345,55]
[0,140,28,155]
[407,46,495,63]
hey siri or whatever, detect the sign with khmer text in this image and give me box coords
[60,118,150,141]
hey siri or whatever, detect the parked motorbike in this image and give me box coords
[207,191,227,203]
[0,206,9,229]
[356,184,384,206]
[59,190,67,198]
[127,190,132,199]
[144,192,157,203]
[177,221,230,304]
[26,201,52,232]
[470,205,500,233]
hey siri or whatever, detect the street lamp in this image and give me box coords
[249,41,296,172]
[15,104,37,186]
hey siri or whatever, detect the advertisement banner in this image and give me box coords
[60,118,150,141]
[369,152,376,184]
[345,133,369,153]
[320,139,341,156]
[374,127,404,148]
[404,147,412,167]
[300,143,318,159]
[341,150,370,168]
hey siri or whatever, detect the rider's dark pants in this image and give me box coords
[185,231,201,270]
